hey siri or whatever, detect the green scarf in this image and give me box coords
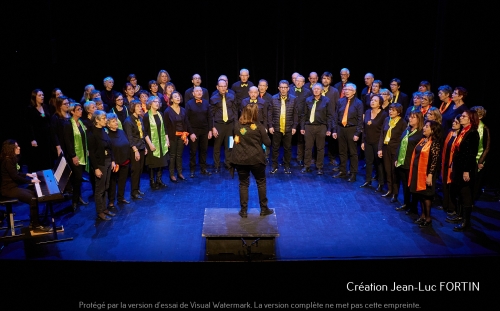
[148,110,168,157]
[111,106,128,130]
[396,128,417,167]
[384,116,401,144]
[71,118,89,172]
[476,121,484,166]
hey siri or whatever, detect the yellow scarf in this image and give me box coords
[384,116,401,144]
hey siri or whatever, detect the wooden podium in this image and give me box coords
[202,208,279,261]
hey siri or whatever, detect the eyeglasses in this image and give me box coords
[340,74,349,77]
[63,102,70,106]
[279,86,289,89]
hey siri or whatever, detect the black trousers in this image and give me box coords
[442,181,456,212]
[95,158,112,214]
[109,164,129,202]
[382,145,398,194]
[452,178,475,207]
[364,142,384,184]
[189,128,209,172]
[235,163,268,211]
[130,149,145,196]
[69,162,84,204]
[272,131,293,168]
[169,136,185,176]
[337,126,358,174]
[296,124,305,162]
[304,124,326,169]
[396,167,416,207]
[326,135,339,163]
[213,122,233,168]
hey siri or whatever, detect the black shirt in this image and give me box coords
[185,98,211,130]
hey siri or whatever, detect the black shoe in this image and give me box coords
[332,166,340,172]
[131,194,143,200]
[381,191,392,197]
[118,199,130,204]
[150,182,159,190]
[97,213,111,221]
[260,208,274,216]
[333,172,347,178]
[103,209,116,217]
[395,204,407,211]
[177,174,186,181]
[284,167,292,174]
[30,225,53,233]
[317,169,324,175]
[347,174,356,182]
[238,211,248,218]
[446,215,462,223]
[301,167,312,174]
[298,160,304,167]
[270,167,278,174]
[419,220,432,228]
[390,195,398,203]
[79,196,89,205]
[446,211,457,217]
[190,171,195,178]
[200,169,212,175]
[214,167,220,173]
[138,190,145,195]
[374,184,383,192]
[414,217,425,224]
[360,181,371,188]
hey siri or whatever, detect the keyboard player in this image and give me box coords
[1,139,52,233]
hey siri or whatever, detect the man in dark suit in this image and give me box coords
[300,83,333,175]
[333,68,350,98]
[184,74,210,104]
[332,83,364,182]
[258,79,274,163]
[231,69,254,113]
[211,75,235,97]
[289,75,311,166]
[320,72,340,167]
[210,80,237,173]
[269,80,298,174]
[389,78,410,113]
[304,72,318,90]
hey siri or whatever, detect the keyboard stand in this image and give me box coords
[35,202,73,244]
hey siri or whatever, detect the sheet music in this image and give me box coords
[33,172,43,197]
[54,156,67,183]
[229,136,234,149]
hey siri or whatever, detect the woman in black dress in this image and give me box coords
[442,115,462,220]
[378,103,407,202]
[25,89,53,172]
[360,94,387,188]
[106,113,131,208]
[48,88,63,117]
[230,103,273,218]
[88,111,116,221]
[63,103,89,211]
[123,100,147,199]
[409,120,441,228]
[144,96,169,189]
[51,96,71,158]
[394,111,424,214]
[0,139,51,232]
[164,91,192,182]
[451,110,480,231]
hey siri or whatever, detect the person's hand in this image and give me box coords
[31,140,38,147]
[300,129,305,135]
[190,133,197,142]
[292,129,296,135]
[332,133,337,139]
[113,164,119,173]
[269,127,275,134]
[111,162,116,172]
[361,143,365,151]
[150,144,156,152]
[134,150,140,161]
[31,178,40,184]
[26,173,37,178]
[144,148,148,155]
[208,131,213,139]
[378,150,383,158]
[72,156,79,166]
[394,160,398,167]
[326,131,331,137]
[95,168,103,178]
[478,163,484,170]
[353,135,359,141]
[426,174,433,186]
[463,172,470,182]
[56,146,62,156]
[212,128,219,138]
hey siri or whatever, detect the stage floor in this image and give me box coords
[1,146,499,262]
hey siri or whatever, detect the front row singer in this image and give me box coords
[0,139,52,232]
[229,103,274,218]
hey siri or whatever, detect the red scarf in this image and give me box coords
[408,137,433,191]
[441,131,456,184]
[421,105,431,116]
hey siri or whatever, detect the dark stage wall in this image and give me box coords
[2,0,498,187]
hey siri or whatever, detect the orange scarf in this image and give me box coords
[421,105,431,116]
[408,138,433,191]
[176,131,189,144]
[439,99,452,113]
[441,131,457,184]
[452,124,471,153]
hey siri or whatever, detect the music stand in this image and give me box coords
[35,154,73,244]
